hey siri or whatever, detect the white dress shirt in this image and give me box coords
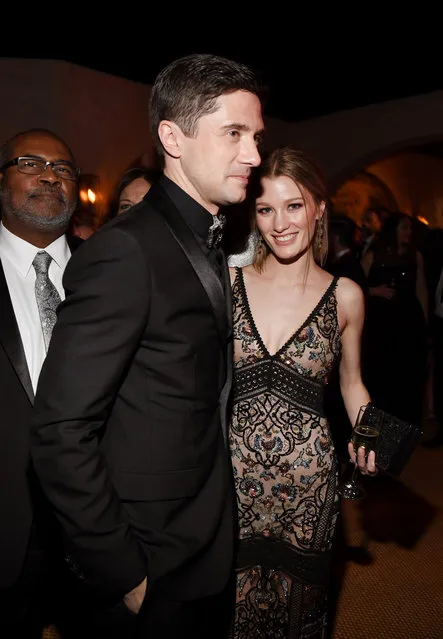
[0,223,71,391]
[360,234,375,258]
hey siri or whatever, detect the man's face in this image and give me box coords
[362,210,381,234]
[0,131,78,236]
[176,90,264,215]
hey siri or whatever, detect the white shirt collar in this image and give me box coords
[335,248,352,259]
[0,221,70,276]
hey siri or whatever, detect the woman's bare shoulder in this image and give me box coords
[335,276,365,306]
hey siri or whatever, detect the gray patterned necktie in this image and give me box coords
[32,250,61,351]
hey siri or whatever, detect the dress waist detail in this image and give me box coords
[236,537,332,586]
[233,359,325,416]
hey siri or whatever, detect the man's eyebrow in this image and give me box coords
[221,122,249,131]
[19,154,75,165]
[221,123,264,134]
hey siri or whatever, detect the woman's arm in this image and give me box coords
[337,278,371,423]
[415,250,428,322]
[336,278,375,472]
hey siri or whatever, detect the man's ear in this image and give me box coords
[158,120,182,159]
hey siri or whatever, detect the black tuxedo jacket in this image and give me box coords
[31,183,235,601]
[0,234,82,588]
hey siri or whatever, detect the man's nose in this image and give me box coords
[240,140,262,167]
[37,166,61,184]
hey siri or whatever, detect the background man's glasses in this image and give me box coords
[0,156,80,181]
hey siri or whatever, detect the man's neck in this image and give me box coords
[1,220,66,248]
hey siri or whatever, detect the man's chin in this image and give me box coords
[18,211,73,231]
[224,191,247,206]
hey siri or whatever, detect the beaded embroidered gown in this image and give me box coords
[229,268,342,639]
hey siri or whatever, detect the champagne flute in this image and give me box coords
[338,404,380,500]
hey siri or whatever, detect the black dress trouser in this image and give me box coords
[0,524,66,638]
[60,575,236,639]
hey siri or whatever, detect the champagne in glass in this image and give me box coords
[351,423,379,459]
[338,404,380,500]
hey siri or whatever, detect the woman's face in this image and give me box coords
[255,175,322,261]
[397,216,412,246]
[117,177,152,214]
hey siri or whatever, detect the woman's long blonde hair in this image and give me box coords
[250,146,329,272]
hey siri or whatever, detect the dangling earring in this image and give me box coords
[314,219,324,256]
[254,231,267,263]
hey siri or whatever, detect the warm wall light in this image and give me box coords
[417,215,429,226]
[79,187,97,204]
[75,173,102,231]
[87,188,96,204]
[79,189,88,203]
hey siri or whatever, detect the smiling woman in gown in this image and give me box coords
[228,146,374,639]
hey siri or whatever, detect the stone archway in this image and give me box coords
[331,170,399,224]
[329,136,443,228]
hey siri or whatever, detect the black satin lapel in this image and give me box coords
[218,252,234,447]
[221,252,233,340]
[0,262,34,403]
[66,234,84,253]
[151,191,228,344]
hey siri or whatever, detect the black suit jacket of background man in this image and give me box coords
[328,251,368,293]
[0,234,82,588]
[31,179,235,603]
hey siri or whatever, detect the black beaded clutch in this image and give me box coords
[364,403,422,476]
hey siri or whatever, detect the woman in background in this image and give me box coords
[108,166,161,219]
[229,146,374,638]
[361,212,428,424]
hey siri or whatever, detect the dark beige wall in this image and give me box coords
[366,153,443,227]
[0,59,156,217]
[1,58,443,225]
[266,92,443,187]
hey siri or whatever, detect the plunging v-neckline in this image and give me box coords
[236,267,337,359]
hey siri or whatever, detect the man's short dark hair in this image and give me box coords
[149,53,266,158]
[329,215,358,249]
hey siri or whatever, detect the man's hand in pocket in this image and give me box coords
[123,577,147,614]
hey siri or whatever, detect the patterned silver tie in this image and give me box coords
[32,251,61,351]
[207,213,226,249]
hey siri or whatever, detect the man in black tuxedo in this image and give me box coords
[0,128,81,636]
[31,54,265,638]
[359,207,384,259]
[327,214,367,292]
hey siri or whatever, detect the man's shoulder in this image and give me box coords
[66,233,84,253]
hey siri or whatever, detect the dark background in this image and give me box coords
[8,49,443,124]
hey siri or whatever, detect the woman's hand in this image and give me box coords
[348,442,378,475]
